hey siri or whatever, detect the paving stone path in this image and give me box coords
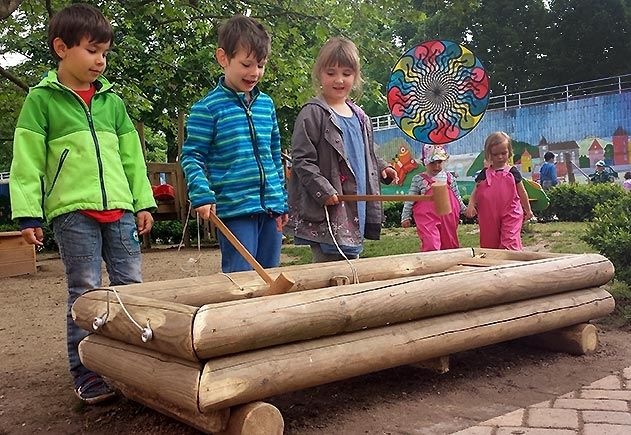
[452,366,631,435]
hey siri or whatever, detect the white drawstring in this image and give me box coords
[177,201,202,274]
[324,205,359,284]
[92,287,153,343]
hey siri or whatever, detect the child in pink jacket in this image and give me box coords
[401,145,466,251]
[465,132,533,250]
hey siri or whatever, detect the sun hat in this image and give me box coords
[422,144,449,165]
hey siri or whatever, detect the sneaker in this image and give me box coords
[74,373,116,405]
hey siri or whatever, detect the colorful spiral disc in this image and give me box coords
[386,40,490,145]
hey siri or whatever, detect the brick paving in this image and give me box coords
[452,366,631,435]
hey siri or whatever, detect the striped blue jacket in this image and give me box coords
[181,77,288,218]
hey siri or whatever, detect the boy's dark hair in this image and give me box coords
[544,151,555,162]
[48,3,114,61]
[218,15,270,62]
[625,171,631,180]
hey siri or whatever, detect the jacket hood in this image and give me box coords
[306,96,369,129]
[33,70,113,93]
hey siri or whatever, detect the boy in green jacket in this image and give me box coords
[9,3,155,404]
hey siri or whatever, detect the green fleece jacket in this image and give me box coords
[10,71,155,222]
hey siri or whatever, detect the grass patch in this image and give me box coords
[281,221,597,265]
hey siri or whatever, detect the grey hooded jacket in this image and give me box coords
[286,96,389,247]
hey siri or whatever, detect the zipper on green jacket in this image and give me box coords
[46,148,69,197]
[85,104,108,209]
[51,79,109,209]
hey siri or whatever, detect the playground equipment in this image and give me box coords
[73,248,614,434]
[137,115,192,248]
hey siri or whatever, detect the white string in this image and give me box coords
[324,205,359,284]
[93,288,153,342]
[177,201,202,274]
[219,272,245,291]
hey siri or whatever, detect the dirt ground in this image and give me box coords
[1,246,630,435]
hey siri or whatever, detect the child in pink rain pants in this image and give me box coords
[401,145,466,251]
[465,131,533,250]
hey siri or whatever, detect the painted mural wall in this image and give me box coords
[374,91,631,195]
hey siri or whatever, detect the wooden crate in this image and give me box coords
[0,231,36,278]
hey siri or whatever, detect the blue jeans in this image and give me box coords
[52,211,142,385]
[217,213,282,273]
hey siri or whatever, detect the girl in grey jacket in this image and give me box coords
[286,37,397,262]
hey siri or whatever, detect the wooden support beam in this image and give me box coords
[192,254,613,358]
[79,335,228,433]
[521,323,599,355]
[410,356,450,374]
[216,402,284,435]
[198,287,614,411]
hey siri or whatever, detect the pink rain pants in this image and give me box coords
[412,173,462,252]
[475,167,524,250]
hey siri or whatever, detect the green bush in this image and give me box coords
[544,183,625,222]
[582,194,631,285]
[383,201,404,228]
[150,220,185,244]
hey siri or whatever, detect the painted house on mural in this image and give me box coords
[587,139,605,166]
[612,126,629,165]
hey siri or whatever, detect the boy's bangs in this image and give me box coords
[86,22,114,45]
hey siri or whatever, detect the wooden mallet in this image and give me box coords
[338,182,452,215]
[208,212,295,295]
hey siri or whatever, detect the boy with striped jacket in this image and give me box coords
[180,15,288,272]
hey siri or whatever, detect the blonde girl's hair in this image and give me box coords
[484,131,513,162]
[312,37,363,97]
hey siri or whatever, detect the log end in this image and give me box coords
[217,401,283,435]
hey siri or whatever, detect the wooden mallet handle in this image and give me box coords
[208,212,294,295]
[338,186,452,216]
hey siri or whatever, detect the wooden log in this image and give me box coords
[73,290,199,361]
[521,323,599,355]
[79,335,228,433]
[111,379,229,434]
[473,248,565,261]
[193,254,613,358]
[116,248,477,306]
[198,287,614,411]
[216,402,284,435]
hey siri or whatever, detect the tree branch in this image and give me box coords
[0,0,25,20]
[0,65,29,92]
[45,0,53,18]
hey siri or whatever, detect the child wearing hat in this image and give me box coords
[589,160,615,184]
[401,145,466,251]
